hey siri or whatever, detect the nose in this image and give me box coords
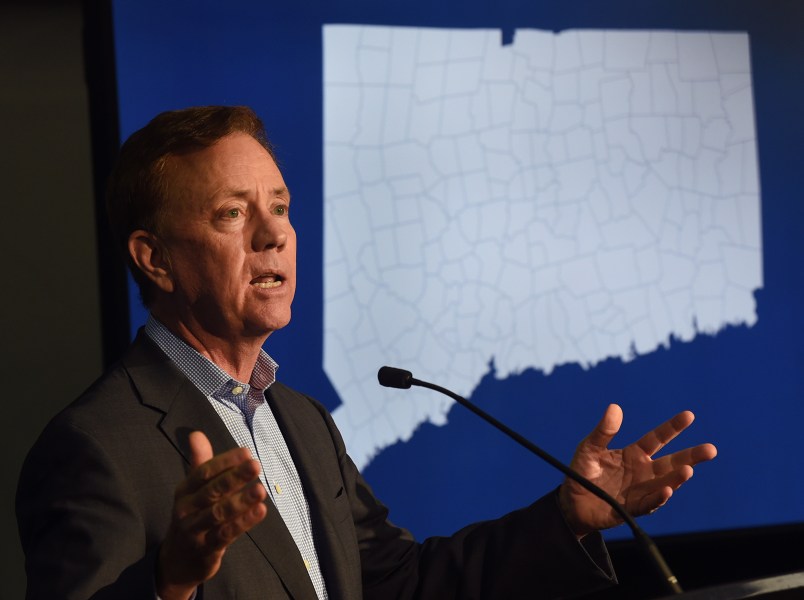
[253,207,290,251]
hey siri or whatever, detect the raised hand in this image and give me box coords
[156,431,268,600]
[559,404,717,537]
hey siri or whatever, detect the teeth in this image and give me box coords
[252,280,282,289]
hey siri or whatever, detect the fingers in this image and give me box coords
[630,486,674,516]
[158,432,269,589]
[651,443,718,476]
[182,480,268,549]
[691,442,718,464]
[635,410,695,457]
[189,430,214,468]
[206,484,268,548]
[626,468,692,516]
[176,430,268,542]
[583,404,623,449]
[179,439,259,499]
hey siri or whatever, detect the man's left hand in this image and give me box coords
[559,404,717,537]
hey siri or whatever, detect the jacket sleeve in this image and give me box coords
[16,418,163,600]
[314,400,617,600]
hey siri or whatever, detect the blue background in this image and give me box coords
[112,0,804,542]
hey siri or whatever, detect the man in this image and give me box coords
[16,105,717,600]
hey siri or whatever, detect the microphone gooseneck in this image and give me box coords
[377,365,683,596]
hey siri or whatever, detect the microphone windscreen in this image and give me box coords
[377,366,413,389]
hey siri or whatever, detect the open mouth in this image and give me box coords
[250,274,283,289]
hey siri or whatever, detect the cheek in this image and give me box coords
[286,231,298,274]
[171,246,237,296]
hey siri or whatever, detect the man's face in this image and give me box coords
[155,132,296,341]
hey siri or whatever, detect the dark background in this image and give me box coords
[1,1,102,598]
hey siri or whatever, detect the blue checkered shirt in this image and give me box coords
[145,316,328,600]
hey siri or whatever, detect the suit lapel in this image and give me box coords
[122,334,319,600]
[123,331,237,461]
[267,384,362,600]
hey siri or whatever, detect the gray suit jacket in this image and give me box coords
[17,333,616,599]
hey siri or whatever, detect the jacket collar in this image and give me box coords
[122,331,320,600]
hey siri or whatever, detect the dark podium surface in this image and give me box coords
[656,572,804,600]
[583,524,804,600]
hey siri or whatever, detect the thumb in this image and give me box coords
[584,404,623,449]
[188,430,213,468]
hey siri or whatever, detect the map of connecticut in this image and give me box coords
[322,25,762,469]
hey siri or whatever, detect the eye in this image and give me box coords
[224,208,240,218]
[272,204,289,216]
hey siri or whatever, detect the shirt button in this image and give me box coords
[274,482,282,494]
[232,385,244,395]
[304,559,311,571]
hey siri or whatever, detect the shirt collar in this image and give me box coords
[144,315,279,399]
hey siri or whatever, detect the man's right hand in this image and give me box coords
[156,431,268,600]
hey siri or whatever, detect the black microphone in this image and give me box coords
[377,365,683,596]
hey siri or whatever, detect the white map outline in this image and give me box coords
[323,26,762,469]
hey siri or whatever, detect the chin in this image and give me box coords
[253,311,292,336]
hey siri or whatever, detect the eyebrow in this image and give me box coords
[224,186,291,200]
[273,186,291,200]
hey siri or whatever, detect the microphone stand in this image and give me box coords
[378,366,683,596]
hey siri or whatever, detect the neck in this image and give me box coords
[152,310,268,383]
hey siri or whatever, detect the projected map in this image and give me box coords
[322,26,762,469]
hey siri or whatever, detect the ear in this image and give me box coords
[128,230,174,293]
